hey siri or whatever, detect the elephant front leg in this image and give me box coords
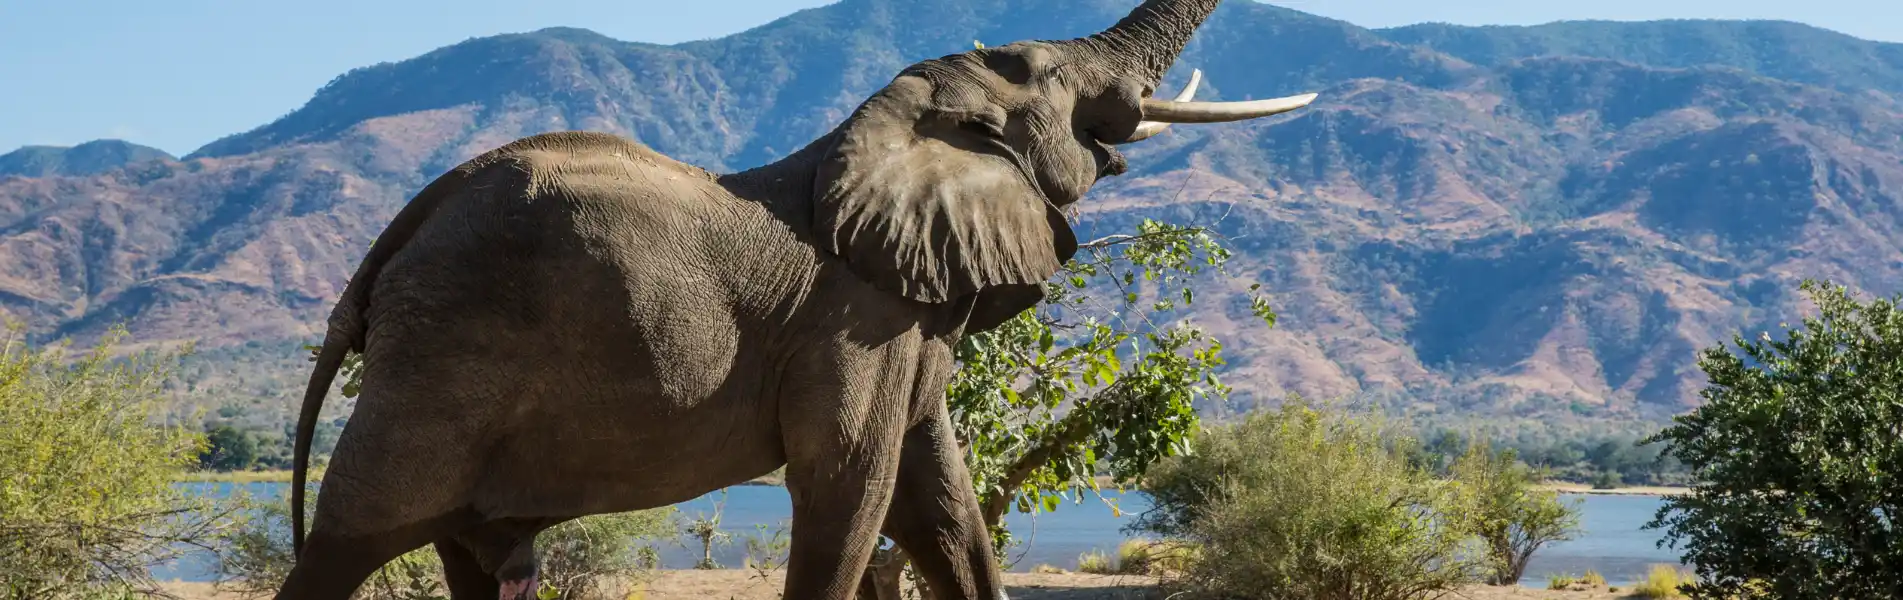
[778,376,910,600]
[881,406,1008,600]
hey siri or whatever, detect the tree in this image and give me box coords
[1449,441,1581,585]
[861,216,1273,597]
[0,324,233,599]
[201,423,260,471]
[1646,279,1903,599]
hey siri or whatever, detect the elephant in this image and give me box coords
[275,1,1315,599]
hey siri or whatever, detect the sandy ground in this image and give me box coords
[159,570,1641,599]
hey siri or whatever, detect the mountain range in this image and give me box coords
[3,0,1899,426]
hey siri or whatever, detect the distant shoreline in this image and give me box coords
[177,470,1688,497]
[1538,481,1689,497]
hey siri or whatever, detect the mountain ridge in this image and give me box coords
[2,0,1898,425]
[1378,18,1903,95]
[0,140,176,178]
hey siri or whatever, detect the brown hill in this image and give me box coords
[3,0,1899,425]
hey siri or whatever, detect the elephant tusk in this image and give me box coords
[1140,90,1320,124]
[1120,68,1203,143]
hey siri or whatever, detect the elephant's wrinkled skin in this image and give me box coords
[276,1,1314,599]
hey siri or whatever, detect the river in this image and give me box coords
[153,483,1685,587]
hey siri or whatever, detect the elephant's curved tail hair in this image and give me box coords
[291,150,494,557]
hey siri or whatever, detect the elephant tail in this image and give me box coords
[292,325,350,556]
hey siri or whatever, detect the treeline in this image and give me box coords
[1411,428,1689,488]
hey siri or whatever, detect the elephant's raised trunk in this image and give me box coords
[1074,0,1320,143]
[1085,0,1222,88]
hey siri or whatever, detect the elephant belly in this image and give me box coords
[454,273,791,520]
[473,390,787,519]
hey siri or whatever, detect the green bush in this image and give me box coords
[1115,539,1196,576]
[1075,550,1114,574]
[1136,399,1483,600]
[1448,441,1581,585]
[200,424,260,471]
[536,511,670,599]
[1629,564,1692,598]
[215,487,672,599]
[1647,280,1903,599]
[0,325,234,599]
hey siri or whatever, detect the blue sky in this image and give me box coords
[1,0,1896,156]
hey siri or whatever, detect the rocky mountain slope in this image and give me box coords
[0,139,174,178]
[3,0,1899,423]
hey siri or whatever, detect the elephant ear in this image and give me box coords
[814,84,1078,305]
[966,283,1050,334]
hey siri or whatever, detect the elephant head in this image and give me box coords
[812,0,1316,308]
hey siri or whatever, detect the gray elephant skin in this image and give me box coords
[277,1,1315,598]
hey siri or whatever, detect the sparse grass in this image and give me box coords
[1581,570,1606,587]
[1032,564,1068,575]
[1548,570,1609,591]
[1630,564,1692,598]
[1115,539,1197,576]
[1076,550,1114,575]
[1547,573,1578,590]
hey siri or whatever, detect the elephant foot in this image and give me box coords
[498,576,538,600]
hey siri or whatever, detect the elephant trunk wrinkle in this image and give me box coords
[1076,0,1222,87]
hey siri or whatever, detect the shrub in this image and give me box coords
[1546,573,1577,590]
[0,325,234,598]
[1136,399,1483,600]
[1630,564,1692,598]
[1448,441,1581,585]
[1647,280,1903,599]
[740,520,790,573]
[1590,471,1620,490]
[1115,539,1196,576]
[1075,550,1114,574]
[215,487,672,599]
[677,490,731,570]
[200,424,260,471]
[1546,570,1606,591]
[536,510,671,599]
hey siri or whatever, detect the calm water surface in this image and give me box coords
[156,483,1683,587]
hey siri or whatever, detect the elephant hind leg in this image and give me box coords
[273,510,475,600]
[438,537,499,600]
[276,381,497,599]
[494,541,540,600]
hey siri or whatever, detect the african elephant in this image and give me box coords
[275,1,1314,598]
